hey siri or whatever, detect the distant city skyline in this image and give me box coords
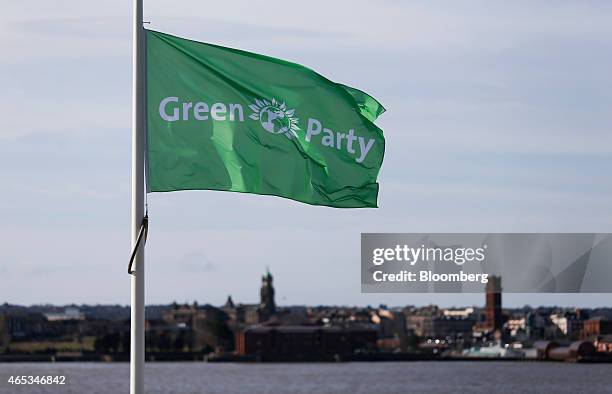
[1,1,611,307]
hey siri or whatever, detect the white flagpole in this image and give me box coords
[130,0,145,392]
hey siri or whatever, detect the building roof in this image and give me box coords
[244,325,375,334]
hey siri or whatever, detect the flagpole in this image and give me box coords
[131,0,145,392]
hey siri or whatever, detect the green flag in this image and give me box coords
[146,30,386,208]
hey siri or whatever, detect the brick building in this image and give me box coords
[236,325,377,361]
[582,317,612,339]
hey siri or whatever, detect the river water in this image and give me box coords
[0,361,609,393]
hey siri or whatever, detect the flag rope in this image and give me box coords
[128,213,148,275]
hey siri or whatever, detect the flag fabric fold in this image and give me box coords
[146,30,385,208]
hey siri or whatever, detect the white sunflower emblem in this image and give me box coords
[249,98,300,138]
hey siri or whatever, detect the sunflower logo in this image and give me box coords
[249,98,300,138]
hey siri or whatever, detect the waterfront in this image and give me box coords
[0,362,609,393]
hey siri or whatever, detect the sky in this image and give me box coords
[0,1,611,308]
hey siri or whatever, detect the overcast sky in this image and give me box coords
[1,1,611,308]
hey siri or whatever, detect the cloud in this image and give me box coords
[176,252,218,273]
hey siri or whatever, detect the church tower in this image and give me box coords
[260,269,276,316]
